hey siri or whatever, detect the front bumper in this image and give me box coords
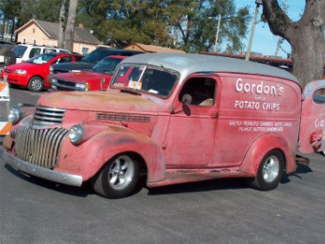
[0,146,83,187]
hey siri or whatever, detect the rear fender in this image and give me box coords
[57,125,165,183]
[239,133,295,175]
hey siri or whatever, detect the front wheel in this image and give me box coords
[93,154,140,199]
[250,150,285,191]
[28,76,44,92]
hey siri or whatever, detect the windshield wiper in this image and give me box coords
[120,89,141,96]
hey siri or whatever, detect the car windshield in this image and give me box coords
[82,48,113,63]
[27,53,56,64]
[12,45,27,58]
[111,64,178,98]
[92,57,122,74]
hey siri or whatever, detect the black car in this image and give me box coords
[51,47,142,74]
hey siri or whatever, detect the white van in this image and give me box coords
[12,44,71,63]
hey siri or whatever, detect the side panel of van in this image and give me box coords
[210,73,301,168]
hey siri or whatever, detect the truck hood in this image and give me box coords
[53,71,112,84]
[38,91,162,113]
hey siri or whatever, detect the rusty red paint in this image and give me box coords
[5,55,325,193]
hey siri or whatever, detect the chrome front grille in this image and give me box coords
[33,106,65,127]
[15,127,68,168]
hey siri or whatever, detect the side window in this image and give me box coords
[57,56,72,63]
[313,88,325,103]
[44,48,56,54]
[179,78,215,106]
[29,48,41,58]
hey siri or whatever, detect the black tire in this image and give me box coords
[28,76,44,92]
[93,154,141,199]
[250,150,285,191]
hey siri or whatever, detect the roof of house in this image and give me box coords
[123,43,185,54]
[15,19,101,45]
[121,53,299,83]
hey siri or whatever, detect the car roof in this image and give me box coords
[122,53,299,83]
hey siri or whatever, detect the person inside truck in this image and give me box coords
[180,78,215,106]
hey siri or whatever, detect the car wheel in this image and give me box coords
[93,154,140,199]
[28,76,44,92]
[250,150,284,191]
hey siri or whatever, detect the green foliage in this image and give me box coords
[0,0,62,25]
[0,0,250,53]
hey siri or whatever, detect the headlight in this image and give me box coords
[69,124,84,145]
[8,106,22,124]
[14,69,27,75]
[76,82,89,91]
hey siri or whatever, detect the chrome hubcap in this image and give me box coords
[262,155,280,183]
[108,155,134,190]
[31,79,42,90]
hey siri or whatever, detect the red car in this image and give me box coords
[49,56,127,91]
[3,53,82,91]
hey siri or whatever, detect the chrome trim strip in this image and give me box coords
[0,146,83,187]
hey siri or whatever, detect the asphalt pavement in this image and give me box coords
[1,88,325,244]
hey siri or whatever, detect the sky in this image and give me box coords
[234,0,305,58]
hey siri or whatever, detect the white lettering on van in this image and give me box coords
[235,78,284,96]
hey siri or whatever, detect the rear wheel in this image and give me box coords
[28,76,44,92]
[250,150,285,191]
[93,154,140,199]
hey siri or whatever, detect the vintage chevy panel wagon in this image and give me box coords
[1,53,324,198]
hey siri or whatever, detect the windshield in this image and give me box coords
[92,57,122,74]
[82,48,113,63]
[111,64,178,98]
[12,45,27,58]
[27,53,56,64]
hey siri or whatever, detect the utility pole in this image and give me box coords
[245,0,262,61]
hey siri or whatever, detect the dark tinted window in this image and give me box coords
[58,56,72,63]
[82,48,140,63]
[12,45,27,58]
[92,57,122,74]
[29,48,41,58]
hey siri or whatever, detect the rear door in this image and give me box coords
[299,80,325,153]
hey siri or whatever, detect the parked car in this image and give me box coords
[3,52,82,91]
[51,46,142,74]
[2,53,324,199]
[12,44,72,63]
[0,43,16,76]
[49,55,127,91]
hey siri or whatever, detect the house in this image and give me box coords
[123,43,185,53]
[15,19,101,55]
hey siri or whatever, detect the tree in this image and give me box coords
[262,0,325,87]
[168,0,250,52]
[58,0,67,48]
[64,0,78,50]
[78,0,249,52]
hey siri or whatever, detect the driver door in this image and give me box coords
[164,75,218,168]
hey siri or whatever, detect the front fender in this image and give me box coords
[239,133,296,176]
[57,125,165,183]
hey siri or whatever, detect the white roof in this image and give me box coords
[122,53,299,83]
